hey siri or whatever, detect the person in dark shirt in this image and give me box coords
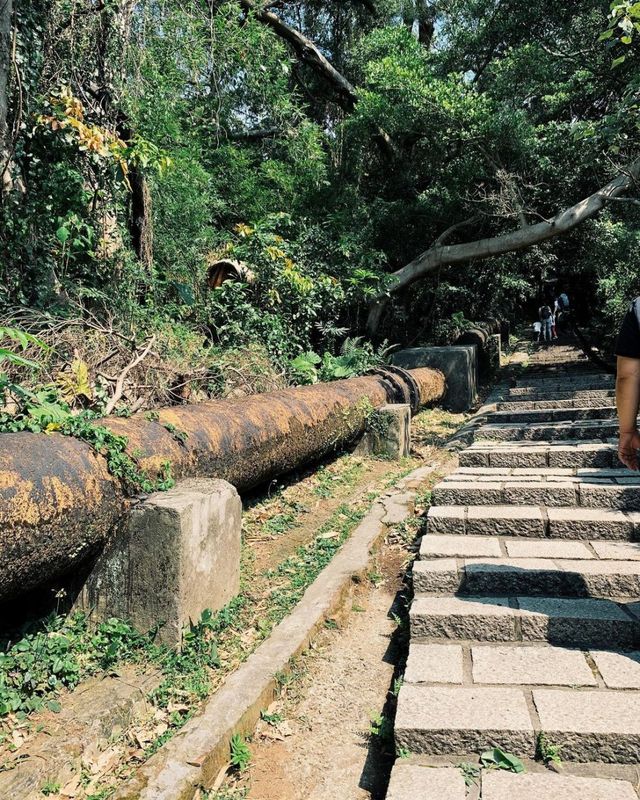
[615,297,640,470]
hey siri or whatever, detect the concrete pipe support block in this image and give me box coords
[392,346,478,412]
[77,478,242,646]
[356,403,411,459]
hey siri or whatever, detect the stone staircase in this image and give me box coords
[387,345,640,800]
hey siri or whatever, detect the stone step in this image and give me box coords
[510,374,615,391]
[491,406,616,424]
[394,683,640,762]
[412,555,640,597]
[421,533,640,561]
[509,381,615,394]
[386,766,465,800]
[420,534,640,560]
[460,440,617,469]
[432,476,640,510]
[498,396,615,410]
[404,641,640,690]
[426,505,640,540]
[509,382,615,392]
[509,384,616,398]
[387,767,638,800]
[480,772,638,800]
[444,466,637,479]
[475,419,618,442]
[410,595,640,647]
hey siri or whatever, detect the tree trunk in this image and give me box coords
[97,1,153,270]
[403,0,434,48]
[0,0,12,193]
[367,157,640,335]
[128,168,153,270]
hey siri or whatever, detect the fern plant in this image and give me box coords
[0,326,46,370]
[288,337,396,385]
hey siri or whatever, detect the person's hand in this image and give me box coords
[618,430,640,470]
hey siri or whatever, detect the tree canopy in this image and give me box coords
[0,0,638,383]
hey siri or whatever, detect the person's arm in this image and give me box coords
[616,355,640,470]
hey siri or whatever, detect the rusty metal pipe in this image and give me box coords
[0,367,444,601]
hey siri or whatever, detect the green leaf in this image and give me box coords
[47,699,62,713]
[612,54,627,66]
[56,226,70,244]
[599,29,614,40]
[480,747,525,773]
[0,349,40,369]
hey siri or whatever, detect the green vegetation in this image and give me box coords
[0,611,221,721]
[480,747,526,774]
[459,761,481,786]
[537,732,563,767]
[369,710,393,742]
[260,709,284,726]
[0,483,376,764]
[264,504,366,621]
[229,734,252,772]
[0,0,637,411]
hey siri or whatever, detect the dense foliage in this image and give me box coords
[0,0,639,400]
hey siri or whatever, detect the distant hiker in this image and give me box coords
[550,307,558,340]
[556,291,571,332]
[615,297,640,470]
[538,302,553,344]
[532,321,542,343]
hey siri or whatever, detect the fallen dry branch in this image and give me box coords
[103,336,156,415]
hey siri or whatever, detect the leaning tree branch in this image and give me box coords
[238,0,357,107]
[366,156,640,335]
[237,0,396,157]
[605,196,640,207]
[433,215,481,246]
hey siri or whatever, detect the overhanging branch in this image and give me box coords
[239,0,358,107]
[367,156,640,334]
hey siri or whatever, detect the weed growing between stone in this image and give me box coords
[536,732,563,768]
[230,734,252,772]
[480,747,526,773]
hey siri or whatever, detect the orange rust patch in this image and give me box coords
[0,471,40,525]
[43,476,83,517]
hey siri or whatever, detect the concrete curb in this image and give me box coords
[114,465,436,799]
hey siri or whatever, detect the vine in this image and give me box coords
[0,328,174,493]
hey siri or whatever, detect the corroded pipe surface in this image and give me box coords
[0,367,444,600]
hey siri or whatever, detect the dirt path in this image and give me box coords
[222,550,405,800]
